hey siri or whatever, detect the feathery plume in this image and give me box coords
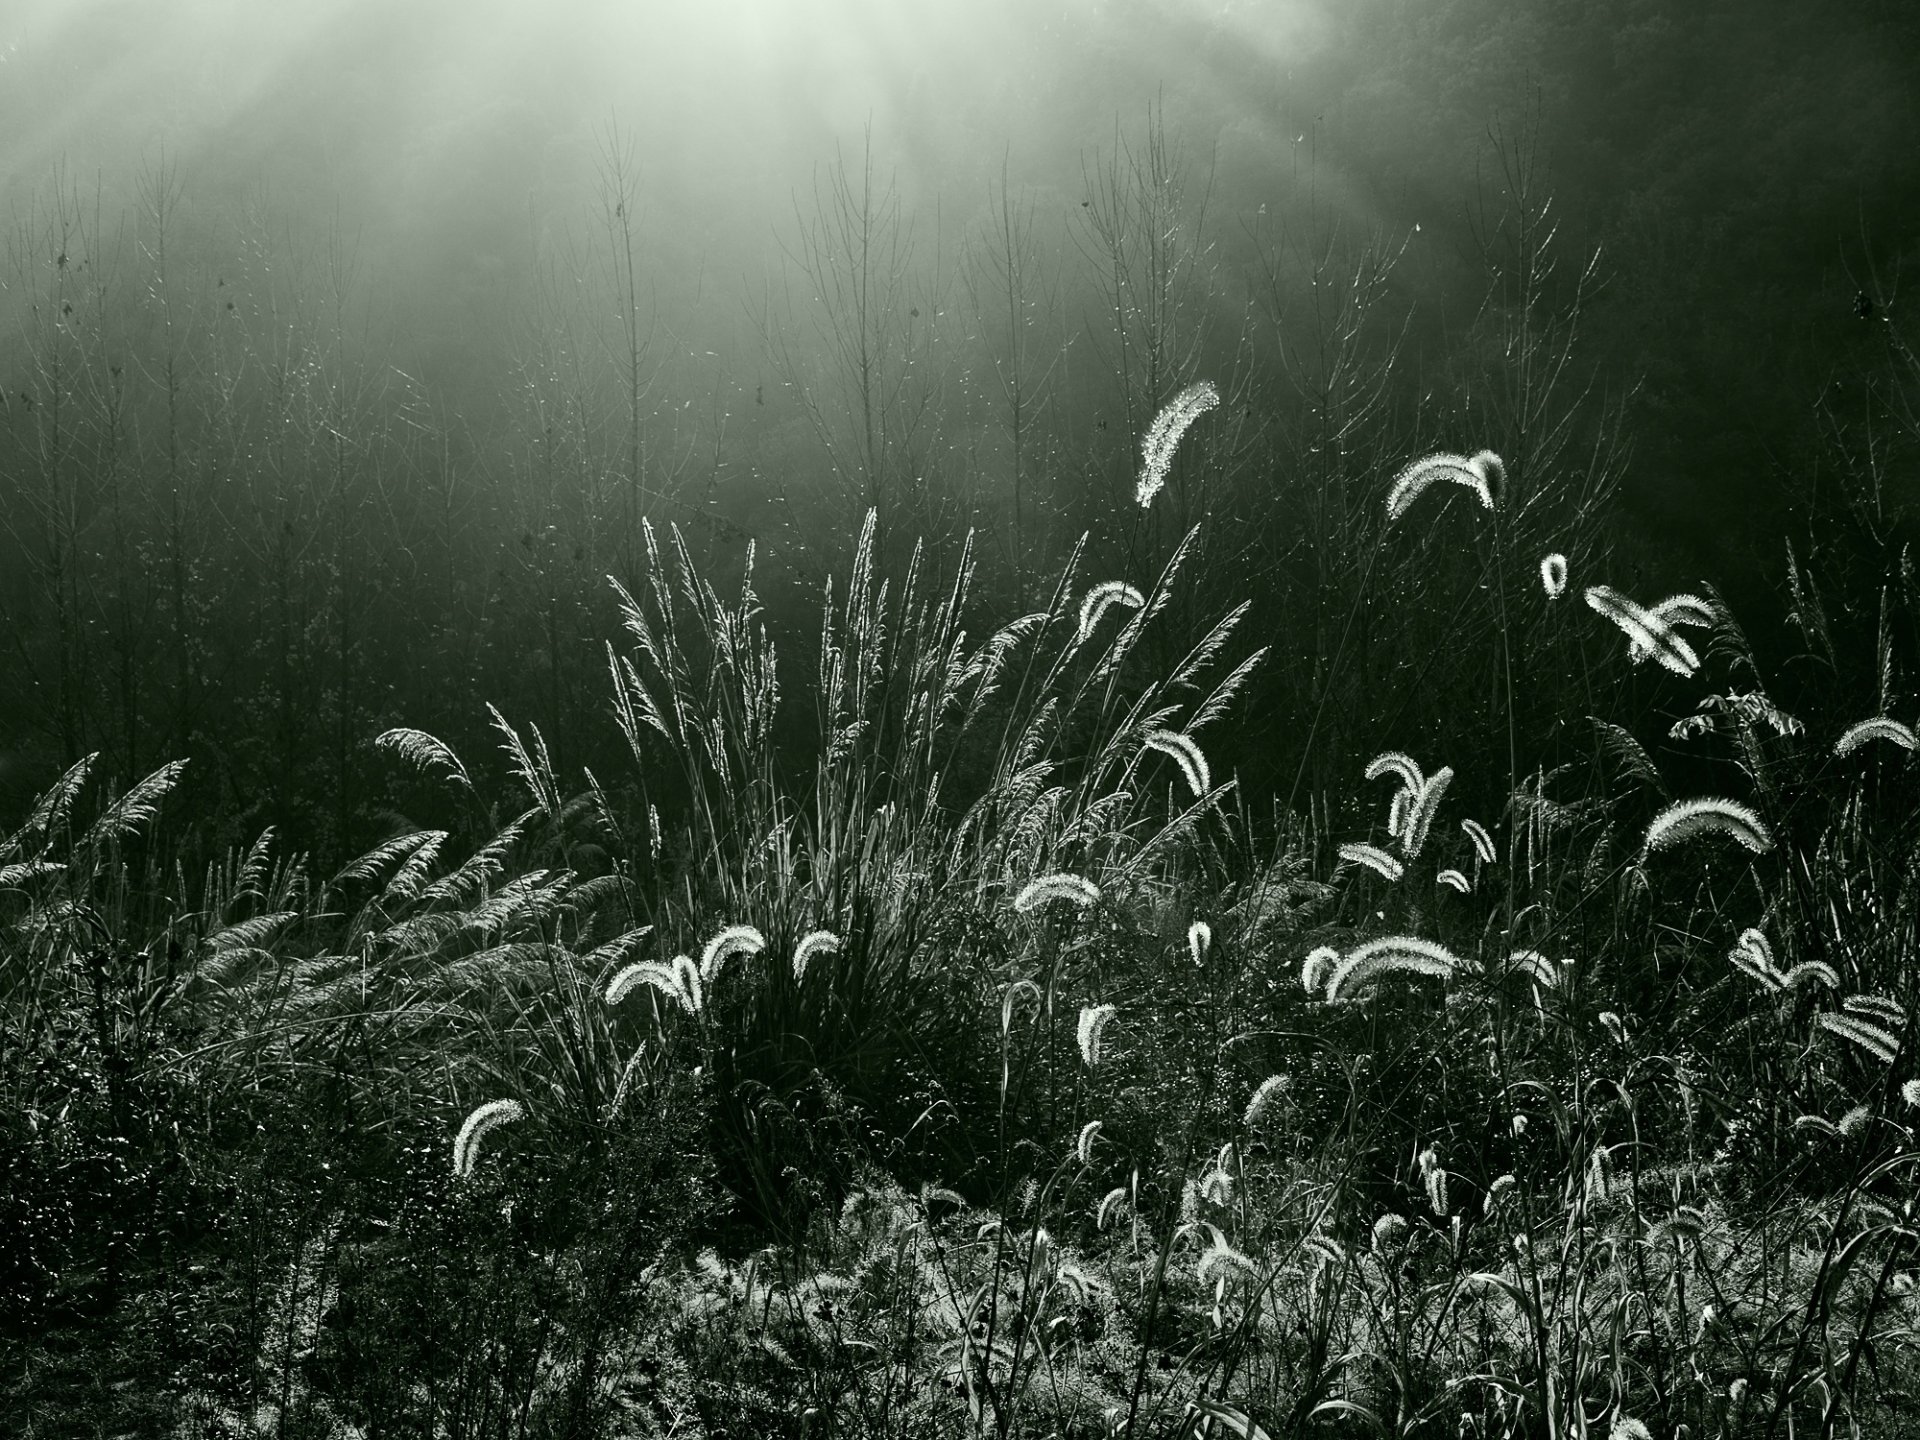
[1137,380,1220,507]
[1586,585,1700,677]
[1902,1079,1920,1108]
[1643,797,1773,857]
[792,929,841,982]
[1783,960,1839,993]
[701,924,766,985]
[607,960,683,1009]
[1245,1073,1290,1127]
[1387,787,1410,839]
[1385,451,1498,522]
[1834,716,1918,757]
[1339,841,1404,882]
[1399,765,1454,858]
[1076,1120,1103,1164]
[1728,927,1781,991]
[453,1099,525,1178]
[1364,751,1426,790]
[1325,936,1461,1003]
[1844,992,1904,1025]
[1437,868,1470,894]
[1014,872,1101,913]
[1077,580,1145,643]
[1461,817,1498,865]
[1187,920,1212,968]
[1302,945,1339,994]
[1818,1011,1899,1064]
[1077,1003,1117,1067]
[1143,728,1210,797]
[1626,593,1716,663]
[1097,1186,1129,1230]
[1539,553,1568,599]
[671,954,704,1016]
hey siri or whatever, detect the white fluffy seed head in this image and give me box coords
[453,1098,526,1178]
[1643,797,1773,858]
[1834,716,1919,758]
[1540,553,1569,599]
[1077,580,1145,644]
[1461,817,1497,865]
[1014,872,1101,914]
[792,929,841,982]
[1244,1073,1290,1127]
[1301,945,1340,995]
[1077,1003,1117,1067]
[1339,841,1404,882]
[1143,728,1210,798]
[701,925,766,985]
[1137,380,1221,508]
[1188,920,1212,967]
[1385,451,1497,522]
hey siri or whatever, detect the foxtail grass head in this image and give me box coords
[453,1098,525,1179]
[1137,380,1220,508]
[1385,450,1501,523]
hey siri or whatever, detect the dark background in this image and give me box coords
[3,0,1917,856]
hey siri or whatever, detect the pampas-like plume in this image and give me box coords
[1077,1003,1117,1067]
[1188,920,1212,967]
[1728,927,1781,991]
[1540,553,1568,599]
[1325,936,1461,1003]
[1461,817,1498,865]
[1136,380,1220,507]
[792,929,841,982]
[1014,872,1101,913]
[1339,842,1404,882]
[1143,728,1210,797]
[1834,716,1919,757]
[1364,751,1426,790]
[1818,1011,1899,1064]
[1302,945,1339,994]
[1585,586,1700,677]
[453,1099,525,1178]
[1400,765,1454,858]
[1437,868,1470,894]
[1385,451,1500,522]
[1626,593,1716,664]
[375,727,476,793]
[1783,960,1839,992]
[1844,993,1904,1025]
[1077,580,1145,643]
[701,924,766,985]
[607,960,686,1009]
[1245,1074,1290,1127]
[1076,1120,1103,1164]
[1643,797,1773,857]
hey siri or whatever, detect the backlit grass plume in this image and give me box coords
[1325,936,1462,1003]
[1461,817,1497,865]
[453,1099,525,1179]
[1642,796,1773,857]
[1834,716,1918,757]
[1400,765,1454,858]
[1385,450,1501,523]
[1728,927,1782,991]
[1627,593,1715,664]
[1540,553,1569,599]
[1585,585,1701,677]
[1364,751,1425,790]
[1437,868,1470,893]
[1245,1074,1290,1127]
[1818,1011,1900,1065]
[1077,580,1145,643]
[1301,945,1339,994]
[1014,872,1100,913]
[1136,380,1220,508]
[701,924,765,986]
[1077,1003,1117,1066]
[1339,842,1404,882]
[791,929,841,981]
[1143,728,1210,797]
[1188,920,1211,967]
